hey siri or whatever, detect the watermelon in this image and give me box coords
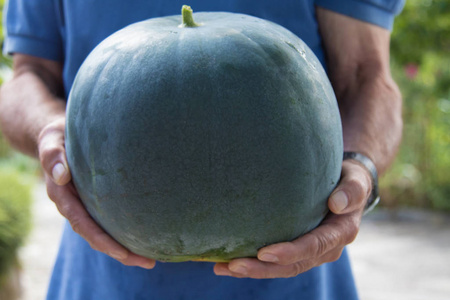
[65,6,343,262]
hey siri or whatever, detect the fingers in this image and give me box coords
[214,259,299,279]
[45,175,156,269]
[328,160,372,214]
[214,219,356,278]
[214,159,371,279]
[215,212,360,278]
[38,118,71,185]
[255,212,359,266]
[39,117,156,269]
[214,258,301,279]
[214,247,344,279]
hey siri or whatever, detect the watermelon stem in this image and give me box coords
[181,5,201,27]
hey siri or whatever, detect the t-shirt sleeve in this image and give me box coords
[3,0,63,61]
[315,0,405,30]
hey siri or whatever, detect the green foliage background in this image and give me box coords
[0,0,11,86]
[384,0,450,210]
[0,168,32,284]
[0,0,34,284]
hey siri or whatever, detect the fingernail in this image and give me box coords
[215,268,233,276]
[230,265,247,275]
[331,190,348,212]
[52,163,66,184]
[259,253,279,262]
[142,260,155,269]
[109,251,127,260]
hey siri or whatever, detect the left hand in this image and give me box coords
[214,159,372,278]
[38,118,156,269]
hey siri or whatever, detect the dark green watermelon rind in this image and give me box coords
[66,12,342,262]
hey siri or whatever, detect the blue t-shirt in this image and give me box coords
[4,0,404,95]
[4,1,404,299]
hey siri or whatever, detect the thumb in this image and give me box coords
[38,119,72,186]
[51,161,71,185]
[40,146,71,186]
[328,161,372,214]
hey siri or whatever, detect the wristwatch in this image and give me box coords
[343,152,380,215]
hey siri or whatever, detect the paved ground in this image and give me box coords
[18,183,450,300]
[348,209,450,300]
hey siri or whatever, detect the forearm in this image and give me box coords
[336,67,402,175]
[0,56,66,157]
[317,8,403,174]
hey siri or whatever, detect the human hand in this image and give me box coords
[214,160,372,278]
[38,117,155,269]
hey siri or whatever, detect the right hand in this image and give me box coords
[38,117,156,269]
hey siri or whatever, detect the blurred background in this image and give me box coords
[0,0,448,299]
